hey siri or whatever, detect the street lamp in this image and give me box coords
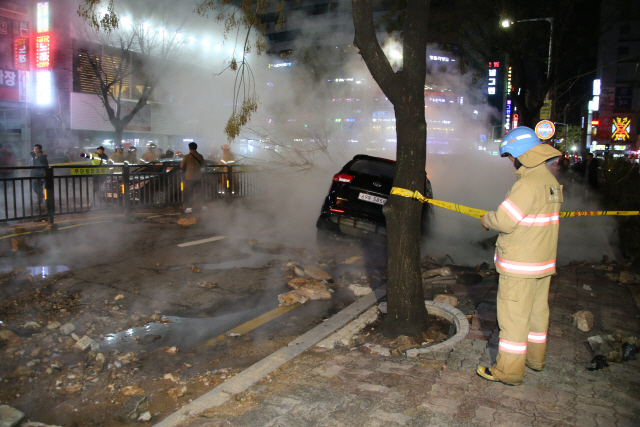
[501,17,554,99]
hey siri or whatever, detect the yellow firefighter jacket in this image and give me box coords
[483,144,563,278]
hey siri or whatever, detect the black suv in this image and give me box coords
[316,154,433,243]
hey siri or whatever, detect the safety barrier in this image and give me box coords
[0,163,262,224]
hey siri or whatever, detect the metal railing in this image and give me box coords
[0,163,262,224]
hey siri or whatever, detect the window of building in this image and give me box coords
[619,23,630,36]
[618,45,630,59]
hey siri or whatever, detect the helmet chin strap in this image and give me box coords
[514,158,523,170]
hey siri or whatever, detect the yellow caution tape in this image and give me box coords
[390,187,640,219]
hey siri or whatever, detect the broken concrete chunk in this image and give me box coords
[75,336,93,351]
[287,278,332,300]
[138,411,151,422]
[47,321,61,330]
[122,385,144,396]
[361,343,391,356]
[177,217,199,228]
[0,330,18,341]
[59,323,76,336]
[11,236,29,251]
[163,373,179,382]
[304,266,332,281]
[161,346,179,355]
[23,321,41,329]
[115,294,124,301]
[190,265,200,273]
[0,405,25,427]
[349,284,372,297]
[434,294,458,307]
[278,290,308,306]
[422,267,452,280]
[167,386,187,399]
[619,271,639,284]
[572,310,594,332]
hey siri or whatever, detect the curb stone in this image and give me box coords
[153,287,387,427]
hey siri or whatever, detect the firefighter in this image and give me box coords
[124,146,138,164]
[477,126,563,386]
[142,143,159,163]
[110,145,125,163]
[220,144,235,165]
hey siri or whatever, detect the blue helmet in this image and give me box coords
[499,126,541,158]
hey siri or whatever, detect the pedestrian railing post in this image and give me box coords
[123,164,130,214]
[45,167,54,224]
[227,165,233,200]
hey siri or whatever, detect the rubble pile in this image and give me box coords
[0,271,243,426]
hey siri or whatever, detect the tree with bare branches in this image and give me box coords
[75,18,188,147]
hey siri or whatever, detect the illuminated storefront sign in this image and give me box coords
[268,62,294,68]
[35,70,52,105]
[429,56,451,62]
[37,2,49,32]
[506,66,512,95]
[0,67,18,89]
[611,117,631,141]
[505,100,512,132]
[512,114,518,128]
[14,38,28,69]
[35,34,51,68]
[35,2,52,104]
[488,62,499,96]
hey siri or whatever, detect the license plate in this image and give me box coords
[358,192,387,205]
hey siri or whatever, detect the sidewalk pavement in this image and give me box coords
[172,263,640,427]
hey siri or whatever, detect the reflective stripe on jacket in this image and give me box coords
[483,163,563,278]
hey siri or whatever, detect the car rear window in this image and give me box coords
[348,160,396,179]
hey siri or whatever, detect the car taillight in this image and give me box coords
[333,173,354,183]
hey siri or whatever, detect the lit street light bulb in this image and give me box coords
[501,19,511,28]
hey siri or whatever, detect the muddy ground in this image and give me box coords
[0,211,408,426]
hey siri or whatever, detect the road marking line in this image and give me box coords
[204,304,300,347]
[177,236,226,247]
[58,220,114,230]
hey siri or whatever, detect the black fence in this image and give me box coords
[0,163,262,224]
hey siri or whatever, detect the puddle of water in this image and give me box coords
[99,307,268,353]
[168,251,287,271]
[1,265,70,278]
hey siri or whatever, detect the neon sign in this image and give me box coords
[37,2,49,33]
[14,38,28,69]
[36,35,51,68]
[488,62,498,96]
[36,70,52,105]
[513,114,518,128]
[611,117,631,141]
[505,100,512,132]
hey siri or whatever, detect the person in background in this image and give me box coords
[30,144,49,207]
[0,146,17,178]
[221,144,235,165]
[477,126,563,386]
[142,143,159,163]
[79,146,109,164]
[110,145,125,163]
[180,142,204,213]
[165,149,175,159]
[124,146,138,164]
[584,153,599,190]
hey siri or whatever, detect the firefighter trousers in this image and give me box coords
[491,274,551,385]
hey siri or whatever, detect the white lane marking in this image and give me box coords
[177,236,226,247]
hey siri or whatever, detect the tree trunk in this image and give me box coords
[114,125,124,147]
[353,0,430,336]
[382,101,429,336]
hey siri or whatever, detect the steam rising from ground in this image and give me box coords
[65,0,620,264]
